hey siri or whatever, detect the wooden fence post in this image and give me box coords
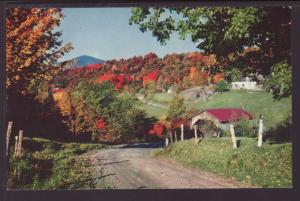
[165,137,169,147]
[6,121,13,156]
[17,130,23,157]
[14,136,18,158]
[174,131,178,142]
[229,124,237,149]
[258,116,264,147]
[181,124,184,141]
[169,131,173,143]
[194,125,198,139]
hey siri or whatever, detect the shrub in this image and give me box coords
[264,115,292,143]
[139,87,146,95]
[264,60,292,100]
[235,119,257,138]
[214,80,230,92]
[224,67,241,82]
[167,95,186,120]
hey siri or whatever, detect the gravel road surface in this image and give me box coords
[87,142,251,189]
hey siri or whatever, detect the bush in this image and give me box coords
[145,80,157,95]
[264,115,291,143]
[264,60,292,100]
[139,87,146,95]
[214,80,230,92]
[8,138,109,189]
[224,67,241,82]
[235,119,257,138]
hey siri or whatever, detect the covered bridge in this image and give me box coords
[188,108,255,137]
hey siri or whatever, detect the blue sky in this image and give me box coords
[58,8,199,61]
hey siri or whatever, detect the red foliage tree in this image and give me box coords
[96,118,106,129]
[142,71,159,86]
[98,73,115,83]
[212,73,224,84]
[148,123,165,136]
[171,118,187,129]
[120,64,127,72]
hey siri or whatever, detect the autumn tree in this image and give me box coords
[6,8,73,95]
[130,7,290,72]
[61,81,149,142]
[129,7,291,98]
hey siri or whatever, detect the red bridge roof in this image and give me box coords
[191,108,255,123]
[206,108,255,122]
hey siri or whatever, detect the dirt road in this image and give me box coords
[87,142,251,189]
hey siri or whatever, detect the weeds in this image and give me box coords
[8,138,110,189]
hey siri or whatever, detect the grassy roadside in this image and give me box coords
[8,137,114,189]
[151,138,292,188]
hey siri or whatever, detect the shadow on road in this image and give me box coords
[102,160,130,165]
[120,142,164,149]
[62,173,116,187]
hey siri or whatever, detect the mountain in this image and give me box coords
[71,55,105,67]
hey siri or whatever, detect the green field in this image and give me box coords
[8,138,113,189]
[148,93,175,104]
[140,90,292,130]
[152,138,292,188]
[138,103,168,119]
[190,90,291,130]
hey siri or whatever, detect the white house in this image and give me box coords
[231,77,263,91]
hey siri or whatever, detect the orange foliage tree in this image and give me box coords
[54,87,96,137]
[6,8,73,94]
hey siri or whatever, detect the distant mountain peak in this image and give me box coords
[71,55,105,68]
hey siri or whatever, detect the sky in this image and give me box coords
[58,8,199,62]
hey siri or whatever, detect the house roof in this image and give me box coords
[190,108,255,123]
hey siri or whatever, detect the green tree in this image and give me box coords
[69,81,148,142]
[167,95,186,120]
[106,93,146,142]
[265,60,292,100]
[214,80,230,92]
[224,67,241,82]
[129,6,291,80]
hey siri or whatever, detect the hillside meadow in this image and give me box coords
[140,90,292,132]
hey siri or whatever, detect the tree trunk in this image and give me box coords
[174,131,178,142]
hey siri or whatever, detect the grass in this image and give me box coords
[8,137,114,189]
[190,90,291,131]
[138,103,168,119]
[149,93,175,104]
[140,90,291,131]
[152,138,292,188]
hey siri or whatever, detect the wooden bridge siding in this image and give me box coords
[190,111,220,129]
